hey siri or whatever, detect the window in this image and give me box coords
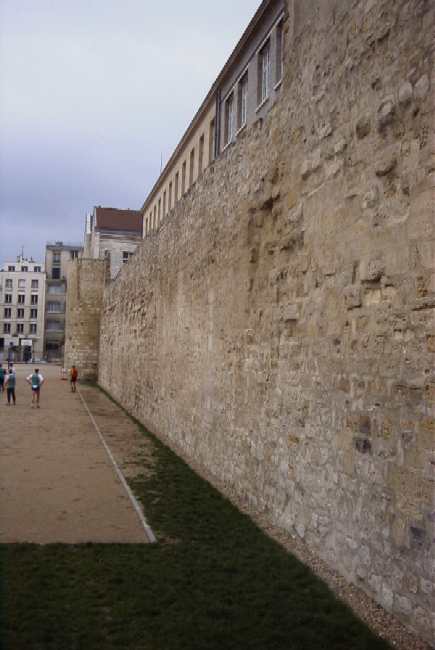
[153,205,157,230]
[16,323,24,334]
[29,323,37,335]
[163,190,167,217]
[31,279,39,289]
[17,308,24,319]
[46,320,61,331]
[122,251,133,264]
[175,172,179,202]
[238,73,248,129]
[18,295,25,304]
[276,21,283,85]
[53,252,61,264]
[52,267,61,279]
[30,309,38,319]
[169,182,173,210]
[181,161,186,195]
[34,266,41,272]
[5,294,12,304]
[31,295,38,305]
[8,266,15,272]
[18,279,25,289]
[71,250,79,259]
[224,93,235,145]
[48,284,64,294]
[198,134,205,176]
[258,40,271,104]
[189,148,195,187]
[21,266,28,272]
[209,119,215,162]
[5,279,12,289]
[3,323,11,334]
[157,198,161,224]
[47,302,62,312]
[4,308,11,319]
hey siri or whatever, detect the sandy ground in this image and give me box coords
[0,364,152,544]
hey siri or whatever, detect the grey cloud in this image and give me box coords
[0,0,261,262]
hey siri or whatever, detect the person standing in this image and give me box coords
[26,368,45,408]
[5,368,16,406]
[0,364,5,396]
[70,365,78,392]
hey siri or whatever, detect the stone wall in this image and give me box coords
[98,0,435,642]
[64,259,108,379]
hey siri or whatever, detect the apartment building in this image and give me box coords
[84,206,143,279]
[0,256,46,362]
[142,0,286,237]
[44,242,83,362]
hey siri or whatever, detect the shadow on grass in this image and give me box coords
[0,389,393,650]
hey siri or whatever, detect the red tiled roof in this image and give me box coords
[95,207,143,233]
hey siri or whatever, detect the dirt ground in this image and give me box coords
[0,364,154,544]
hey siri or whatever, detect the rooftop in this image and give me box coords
[94,207,143,233]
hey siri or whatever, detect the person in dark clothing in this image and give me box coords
[5,369,16,405]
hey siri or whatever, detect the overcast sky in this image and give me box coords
[0,0,260,263]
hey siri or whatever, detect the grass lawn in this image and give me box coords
[0,404,392,650]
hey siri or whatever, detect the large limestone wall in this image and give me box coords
[64,259,107,380]
[99,0,435,642]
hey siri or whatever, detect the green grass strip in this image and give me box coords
[0,385,392,650]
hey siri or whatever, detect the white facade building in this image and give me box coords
[0,256,46,362]
[84,206,143,279]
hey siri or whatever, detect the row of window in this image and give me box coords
[4,294,39,305]
[143,14,284,237]
[4,279,39,290]
[51,250,79,263]
[223,19,283,147]
[5,265,41,273]
[3,308,38,319]
[144,117,216,236]
[3,323,37,335]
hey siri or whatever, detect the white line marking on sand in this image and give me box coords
[77,386,157,544]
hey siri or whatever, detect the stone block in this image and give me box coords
[377,99,395,131]
[398,81,413,107]
[360,259,385,282]
[414,74,430,101]
[355,115,371,139]
[375,154,397,177]
[344,285,362,310]
[282,304,300,321]
[354,437,372,454]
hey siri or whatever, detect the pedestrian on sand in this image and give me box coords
[0,364,5,395]
[5,368,16,406]
[70,365,78,392]
[26,368,45,408]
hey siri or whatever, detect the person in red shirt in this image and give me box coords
[70,365,78,392]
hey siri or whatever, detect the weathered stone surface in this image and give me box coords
[64,259,108,380]
[94,1,435,645]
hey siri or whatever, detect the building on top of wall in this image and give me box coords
[142,0,286,238]
[84,206,143,279]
